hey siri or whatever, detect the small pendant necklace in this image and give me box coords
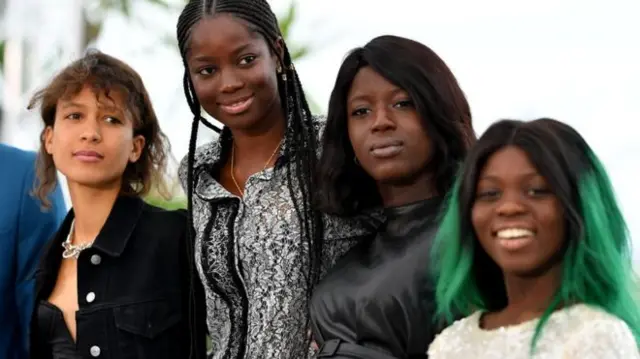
[230,139,283,197]
[61,220,95,259]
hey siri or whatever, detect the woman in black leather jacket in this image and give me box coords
[313,35,476,359]
[27,51,206,359]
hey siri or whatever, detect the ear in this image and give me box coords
[43,126,54,155]
[129,135,146,163]
[274,36,285,68]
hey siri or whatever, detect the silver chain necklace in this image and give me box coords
[62,220,95,259]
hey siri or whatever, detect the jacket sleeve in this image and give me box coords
[15,163,66,354]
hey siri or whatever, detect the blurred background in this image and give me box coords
[0,0,638,260]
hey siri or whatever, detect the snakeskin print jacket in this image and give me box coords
[179,117,379,359]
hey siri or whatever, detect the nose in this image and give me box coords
[371,107,396,133]
[219,68,243,94]
[495,192,527,217]
[80,119,101,143]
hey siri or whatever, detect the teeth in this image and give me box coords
[496,228,534,239]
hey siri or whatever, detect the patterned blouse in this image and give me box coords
[179,117,378,359]
[427,303,639,359]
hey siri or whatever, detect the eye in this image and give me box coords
[104,116,122,125]
[65,113,82,120]
[476,188,501,200]
[239,55,257,65]
[350,107,370,117]
[393,99,414,108]
[197,66,215,76]
[526,187,551,197]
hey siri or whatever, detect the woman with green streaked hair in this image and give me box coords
[428,118,640,358]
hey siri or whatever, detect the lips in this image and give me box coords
[73,150,104,163]
[370,139,404,158]
[219,95,254,115]
[493,227,536,251]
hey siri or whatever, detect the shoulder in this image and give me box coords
[311,114,326,141]
[0,143,36,162]
[563,304,638,358]
[178,136,222,190]
[140,201,188,235]
[141,201,187,221]
[0,144,36,178]
[322,209,382,240]
[428,312,482,356]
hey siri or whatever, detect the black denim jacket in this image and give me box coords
[29,196,207,359]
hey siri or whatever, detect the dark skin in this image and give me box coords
[186,14,285,196]
[472,146,565,329]
[347,66,436,207]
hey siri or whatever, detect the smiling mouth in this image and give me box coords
[495,228,535,251]
[219,96,254,115]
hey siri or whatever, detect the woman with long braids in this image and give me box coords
[428,119,640,358]
[176,1,373,358]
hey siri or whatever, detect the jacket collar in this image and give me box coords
[91,195,144,257]
[51,195,144,259]
[35,195,144,300]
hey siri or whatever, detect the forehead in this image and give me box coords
[347,66,404,100]
[188,14,266,57]
[480,146,539,177]
[59,85,126,107]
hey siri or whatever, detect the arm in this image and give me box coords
[15,167,66,353]
[564,318,640,359]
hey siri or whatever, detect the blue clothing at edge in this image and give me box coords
[0,144,66,359]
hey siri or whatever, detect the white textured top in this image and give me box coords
[428,304,639,359]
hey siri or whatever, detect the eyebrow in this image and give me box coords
[348,88,408,105]
[60,101,87,109]
[478,172,541,182]
[189,43,255,63]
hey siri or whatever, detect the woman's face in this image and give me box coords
[186,14,282,132]
[471,146,566,276]
[346,66,432,186]
[44,85,145,190]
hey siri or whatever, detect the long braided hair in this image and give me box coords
[177,0,324,350]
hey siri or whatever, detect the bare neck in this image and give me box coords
[377,174,437,208]
[67,182,120,245]
[499,264,563,322]
[230,117,286,171]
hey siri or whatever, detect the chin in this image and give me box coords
[362,163,408,184]
[65,172,122,190]
[499,261,548,278]
[219,113,264,132]
[369,166,415,186]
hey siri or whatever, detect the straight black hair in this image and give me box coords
[317,35,475,215]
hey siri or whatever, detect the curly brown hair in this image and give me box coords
[28,49,171,207]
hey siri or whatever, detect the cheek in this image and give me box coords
[251,65,278,97]
[347,121,365,157]
[546,203,566,252]
[191,77,216,104]
[471,203,492,246]
[471,204,483,236]
[403,115,431,163]
[48,128,70,156]
[107,131,135,160]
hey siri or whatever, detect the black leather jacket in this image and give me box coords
[310,197,445,359]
